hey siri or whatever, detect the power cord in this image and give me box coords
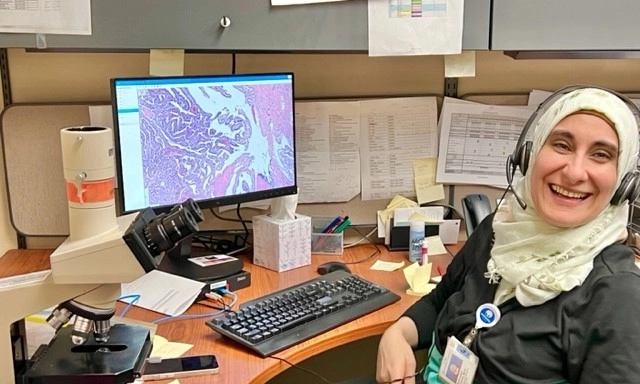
[118,294,141,317]
[268,355,332,384]
[343,226,378,248]
[343,226,382,266]
[151,289,238,324]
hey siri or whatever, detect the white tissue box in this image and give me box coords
[252,214,312,272]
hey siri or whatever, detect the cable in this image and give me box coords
[193,205,251,254]
[378,366,427,384]
[268,356,332,384]
[343,226,378,248]
[422,202,464,220]
[151,290,238,324]
[117,294,141,318]
[209,206,252,224]
[344,226,382,266]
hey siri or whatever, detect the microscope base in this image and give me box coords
[21,323,152,384]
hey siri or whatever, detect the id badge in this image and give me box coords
[438,336,479,384]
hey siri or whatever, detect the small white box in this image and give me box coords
[252,214,311,272]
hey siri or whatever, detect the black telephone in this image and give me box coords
[461,194,492,236]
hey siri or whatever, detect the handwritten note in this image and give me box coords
[413,157,445,204]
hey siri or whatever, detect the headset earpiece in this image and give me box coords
[611,171,640,205]
[517,141,533,176]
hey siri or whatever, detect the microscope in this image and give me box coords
[0,126,203,384]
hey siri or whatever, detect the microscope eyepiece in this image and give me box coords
[143,199,203,254]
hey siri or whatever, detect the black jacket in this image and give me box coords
[404,215,640,383]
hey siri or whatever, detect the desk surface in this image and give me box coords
[1,244,459,384]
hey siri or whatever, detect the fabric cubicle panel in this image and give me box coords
[0,103,106,237]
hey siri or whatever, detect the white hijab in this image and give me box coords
[488,88,639,306]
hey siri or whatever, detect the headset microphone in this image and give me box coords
[505,154,527,210]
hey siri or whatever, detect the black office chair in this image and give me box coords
[461,193,492,236]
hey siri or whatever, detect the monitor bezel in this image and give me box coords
[110,72,297,215]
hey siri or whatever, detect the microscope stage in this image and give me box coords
[22,323,152,384]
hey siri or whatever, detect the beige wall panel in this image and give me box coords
[235,53,445,99]
[459,51,640,95]
[8,49,231,103]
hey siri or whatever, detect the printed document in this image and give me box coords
[360,97,439,200]
[435,99,536,187]
[368,0,464,56]
[121,270,205,317]
[295,100,361,203]
[0,0,91,35]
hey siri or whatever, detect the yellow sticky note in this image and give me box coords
[412,262,433,292]
[413,158,437,182]
[403,262,436,296]
[425,236,448,255]
[444,51,476,78]
[371,260,405,271]
[150,335,193,359]
[413,158,445,204]
[415,180,445,205]
[149,49,185,76]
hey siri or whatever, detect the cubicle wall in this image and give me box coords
[5,49,640,251]
[5,91,640,246]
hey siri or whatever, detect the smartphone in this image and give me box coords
[140,355,219,381]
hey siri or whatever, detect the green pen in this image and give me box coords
[333,218,351,234]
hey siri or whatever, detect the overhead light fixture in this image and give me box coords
[504,51,640,60]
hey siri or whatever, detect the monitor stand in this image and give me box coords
[157,237,243,282]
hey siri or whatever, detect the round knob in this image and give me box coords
[220,16,231,28]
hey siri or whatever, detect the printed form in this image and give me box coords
[360,97,439,201]
[295,100,361,203]
[0,0,91,35]
[435,99,536,187]
[368,0,464,56]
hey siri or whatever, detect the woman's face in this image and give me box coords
[529,113,619,228]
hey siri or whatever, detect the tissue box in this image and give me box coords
[252,214,311,272]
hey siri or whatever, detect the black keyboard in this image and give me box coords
[205,270,400,357]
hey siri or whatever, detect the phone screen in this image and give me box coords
[143,355,218,374]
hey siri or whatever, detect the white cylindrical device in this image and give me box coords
[60,126,117,241]
[408,220,425,264]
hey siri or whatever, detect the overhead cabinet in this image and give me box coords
[0,0,489,51]
[492,0,640,51]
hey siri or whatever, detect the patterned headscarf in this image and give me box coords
[488,87,639,306]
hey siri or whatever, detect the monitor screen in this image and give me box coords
[111,72,297,215]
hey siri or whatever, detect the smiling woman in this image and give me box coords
[370,87,640,384]
[530,112,620,227]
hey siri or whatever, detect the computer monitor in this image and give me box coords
[111,72,297,281]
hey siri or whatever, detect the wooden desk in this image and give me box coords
[1,244,460,383]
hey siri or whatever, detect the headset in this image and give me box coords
[506,85,640,210]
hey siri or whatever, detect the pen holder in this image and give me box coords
[311,217,344,255]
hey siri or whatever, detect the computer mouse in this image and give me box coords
[317,261,351,275]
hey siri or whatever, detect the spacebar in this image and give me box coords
[279,312,317,331]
